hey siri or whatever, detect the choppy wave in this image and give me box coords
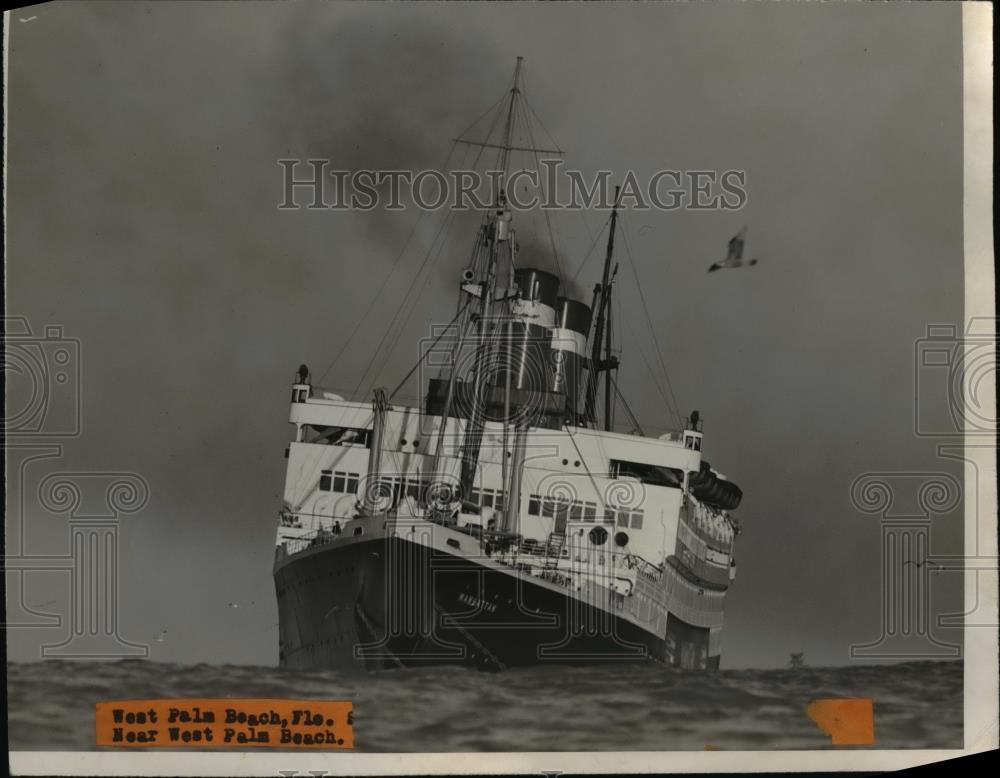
[7,659,961,751]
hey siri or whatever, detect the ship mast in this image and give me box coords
[585,185,621,430]
[457,58,523,498]
[423,57,563,535]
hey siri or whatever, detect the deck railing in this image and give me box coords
[278,511,664,588]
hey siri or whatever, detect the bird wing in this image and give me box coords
[726,227,747,262]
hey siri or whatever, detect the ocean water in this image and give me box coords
[7,659,962,751]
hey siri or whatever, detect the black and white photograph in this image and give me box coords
[3,1,996,774]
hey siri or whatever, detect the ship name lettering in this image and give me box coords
[458,592,497,613]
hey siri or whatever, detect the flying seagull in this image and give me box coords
[708,226,759,272]
[903,557,945,574]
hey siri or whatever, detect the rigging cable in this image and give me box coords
[358,95,516,399]
[317,140,461,385]
[519,80,566,282]
[610,373,645,436]
[353,204,460,400]
[320,88,511,389]
[387,299,472,402]
[620,309,679,434]
[570,211,614,284]
[618,214,684,427]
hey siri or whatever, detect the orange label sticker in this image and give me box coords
[806,698,875,746]
[95,698,353,749]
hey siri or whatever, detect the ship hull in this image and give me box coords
[274,533,719,671]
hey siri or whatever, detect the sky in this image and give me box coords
[5,0,965,669]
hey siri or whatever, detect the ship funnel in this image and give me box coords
[510,268,559,329]
[494,268,559,393]
[550,297,592,422]
[486,268,563,426]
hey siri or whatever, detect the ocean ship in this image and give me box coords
[273,60,744,671]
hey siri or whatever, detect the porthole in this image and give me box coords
[614,531,629,547]
[588,527,608,546]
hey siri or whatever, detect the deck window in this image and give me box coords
[609,458,683,488]
[304,425,371,447]
[468,487,505,511]
[323,471,360,495]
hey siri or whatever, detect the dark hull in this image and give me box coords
[274,535,719,671]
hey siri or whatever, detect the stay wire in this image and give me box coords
[387,299,472,402]
[618,214,684,427]
[318,139,461,384]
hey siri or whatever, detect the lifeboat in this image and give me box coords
[688,460,743,511]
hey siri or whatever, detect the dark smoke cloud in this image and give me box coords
[263,10,508,250]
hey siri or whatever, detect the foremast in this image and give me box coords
[457,59,522,505]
